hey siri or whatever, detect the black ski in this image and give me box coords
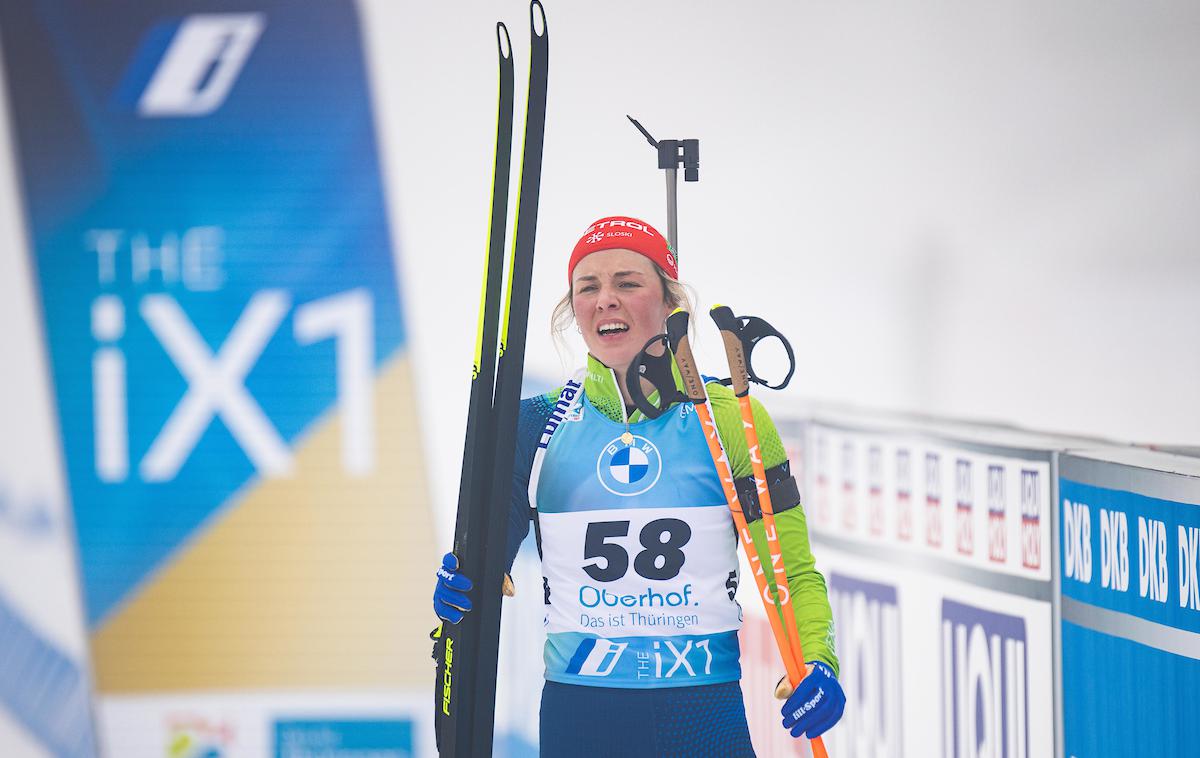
[470,2,549,755]
[433,2,549,756]
[433,18,514,758]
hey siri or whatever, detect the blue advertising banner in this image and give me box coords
[0,0,404,624]
[0,0,436,714]
[1059,455,1200,758]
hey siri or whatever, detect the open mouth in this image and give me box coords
[597,321,630,337]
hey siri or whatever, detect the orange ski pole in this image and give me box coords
[708,304,829,758]
[665,308,804,687]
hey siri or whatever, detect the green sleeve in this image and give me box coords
[747,506,838,676]
[708,383,839,675]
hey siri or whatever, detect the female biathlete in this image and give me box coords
[434,216,845,755]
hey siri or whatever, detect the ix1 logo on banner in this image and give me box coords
[120,14,265,118]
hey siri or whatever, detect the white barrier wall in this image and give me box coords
[740,409,1200,758]
[780,415,1063,758]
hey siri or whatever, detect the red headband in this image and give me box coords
[567,215,677,283]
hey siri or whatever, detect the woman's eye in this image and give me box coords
[576,285,596,294]
[619,281,640,288]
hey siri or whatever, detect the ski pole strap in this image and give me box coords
[709,305,796,391]
[733,463,801,523]
[626,332,687,419]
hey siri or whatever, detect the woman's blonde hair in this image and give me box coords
[551,266,697,364]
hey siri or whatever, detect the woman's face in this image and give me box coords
[571,249,671,375]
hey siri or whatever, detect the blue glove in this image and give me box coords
[781,661,845,740]
[433,552,473,624]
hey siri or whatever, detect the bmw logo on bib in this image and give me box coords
[597,434,662,496]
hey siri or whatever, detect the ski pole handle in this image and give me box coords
[710,305,751,396]
[664,309,702,401]
[626,332,687,420]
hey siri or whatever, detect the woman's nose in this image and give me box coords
[595,284,619,309]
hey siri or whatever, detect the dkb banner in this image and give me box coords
[0,1,436,754]
[1059,450,1200,758]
